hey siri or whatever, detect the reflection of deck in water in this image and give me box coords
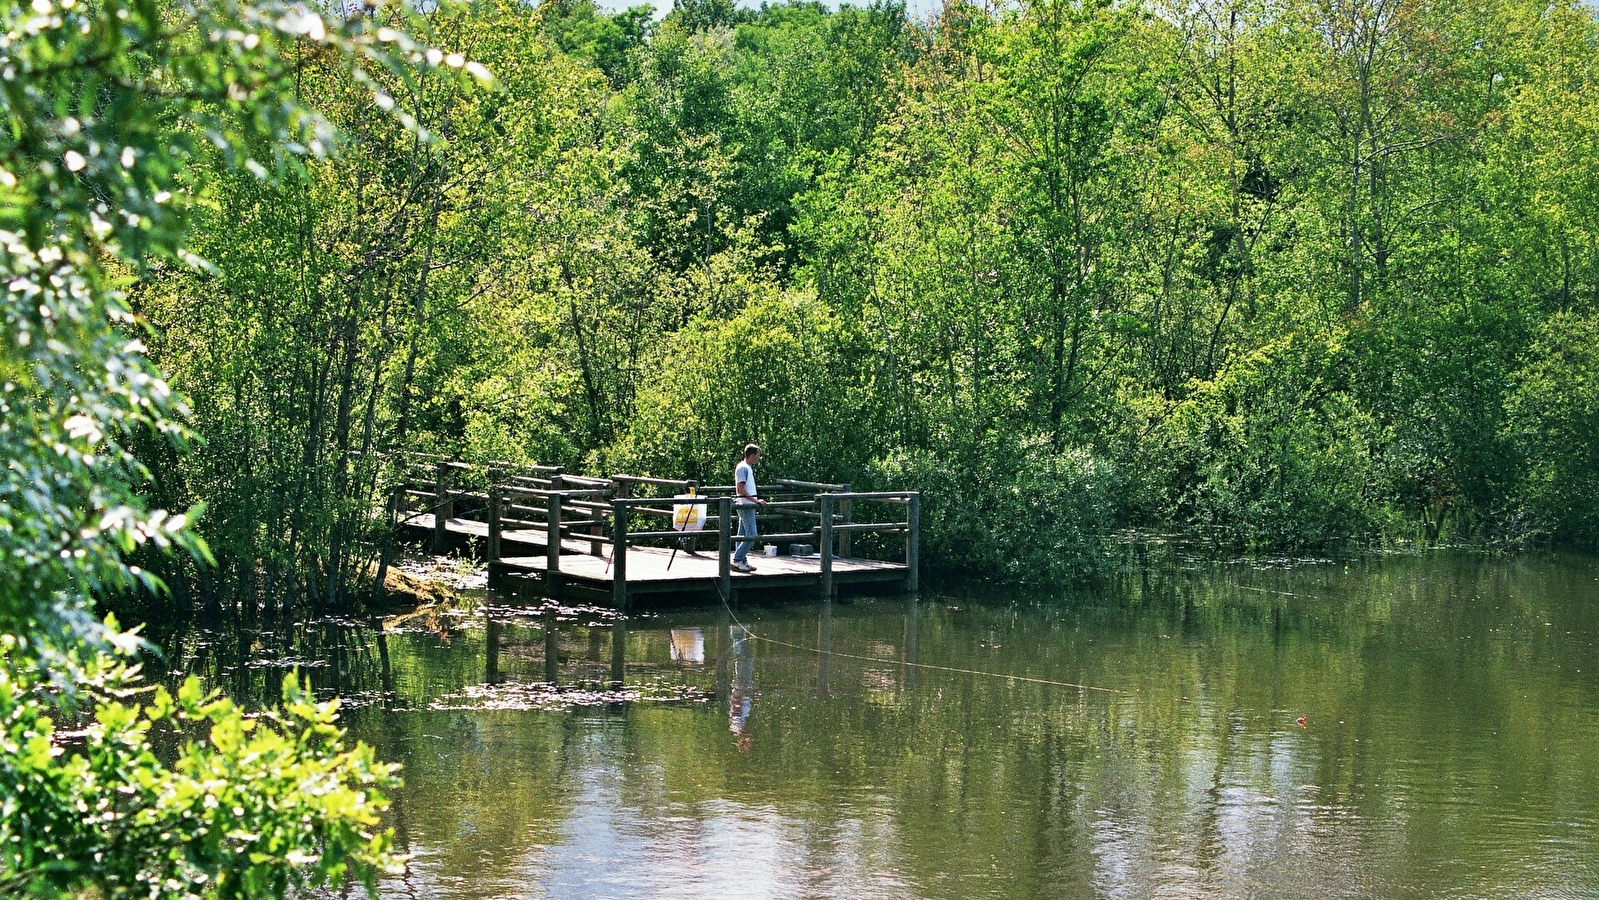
[455,596,920,738]
[391,458,921,606]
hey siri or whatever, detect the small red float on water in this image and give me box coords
[1296,716,1307,727]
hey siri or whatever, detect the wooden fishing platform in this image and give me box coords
[391,457,920,607]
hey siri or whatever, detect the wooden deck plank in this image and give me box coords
[499,545,903,584]
[403,512,908,599]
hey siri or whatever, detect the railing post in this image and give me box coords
[611,478,631,564]
[390,483,406,528]
[433,461,452,551]
[487,487,502,562]
[485,463,502,537]
[838,483,853,559]
[717,497,732,602]
[906,491,920,593]
[546,491,562,598]
[611,499,629,612]
[819,494,834,602]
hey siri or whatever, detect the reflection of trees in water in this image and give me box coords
[150,610,388,708]
[144,558,1599,899]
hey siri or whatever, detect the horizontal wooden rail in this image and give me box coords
[605,496,715,508]
[655,498,809,510]
[500,487,553,502]
[500,485,611,500]
[397,451,457,464]
[564,499,614,514]
[818,491,917,503]
[776,477,849,492]
[486,460,563,475]
[621,505,698,518]
[499,511,604,528]
[752,530,822,543]
[566,533,614,546]
[402,452,560,475]
[612,474,696,489]
[618,528,815,543]
[506,475,558,488]
[600,529,688,541]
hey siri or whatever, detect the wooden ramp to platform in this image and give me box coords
[391,458,920,606]
[405,514,602,556]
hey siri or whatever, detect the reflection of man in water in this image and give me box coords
[729,625,754,751]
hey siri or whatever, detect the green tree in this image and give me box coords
[136,2,513,611]
[540,0,654,87]
[1504,311,1599,547]
[611,284,869,481]
[0,0,442,895]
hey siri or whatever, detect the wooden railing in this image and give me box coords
[388,453,920,602]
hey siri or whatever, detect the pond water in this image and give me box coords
[174,552,1599,899]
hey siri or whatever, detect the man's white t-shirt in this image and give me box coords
[735,461,758,507]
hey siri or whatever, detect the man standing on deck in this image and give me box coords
[733,443,767,573]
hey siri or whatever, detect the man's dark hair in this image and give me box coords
[743,443,761,458]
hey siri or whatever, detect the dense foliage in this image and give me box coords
[0,1,425,895]
[109,0,1599,600]
[1,647,398,899]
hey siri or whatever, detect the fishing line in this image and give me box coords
[709,580,1126,695]
[1234,584,1331,600]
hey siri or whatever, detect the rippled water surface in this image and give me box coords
[178,552,1599,899]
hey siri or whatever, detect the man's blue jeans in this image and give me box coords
[733,506,758,564]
